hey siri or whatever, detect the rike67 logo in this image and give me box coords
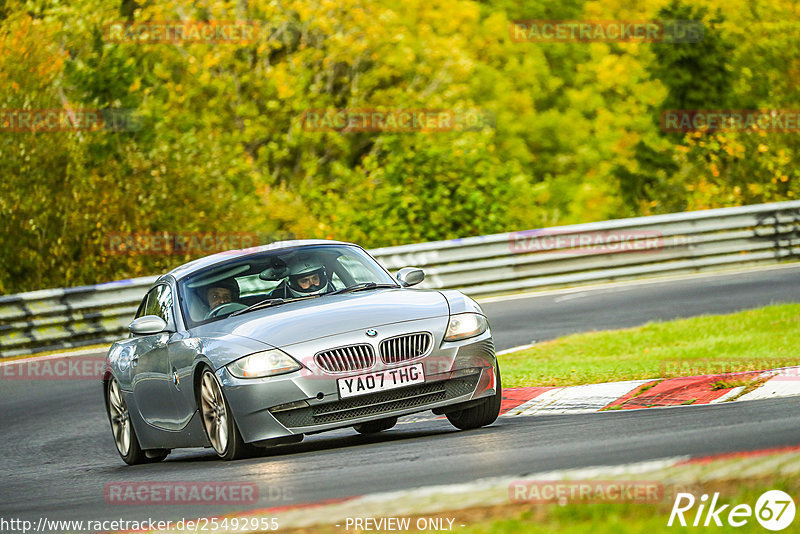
[668,490,795,531]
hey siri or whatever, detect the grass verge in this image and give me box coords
[497,303,800,387]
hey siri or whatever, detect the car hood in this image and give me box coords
[191,289,449,348]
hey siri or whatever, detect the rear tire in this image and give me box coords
[446,366,502,430]
[106,378,168,465]
[354,416,398,434]
[199,368,255,461]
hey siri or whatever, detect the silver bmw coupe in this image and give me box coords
[103,240,501,464]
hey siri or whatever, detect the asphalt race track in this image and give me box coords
[1,265,799,526]
[482,264,800,349]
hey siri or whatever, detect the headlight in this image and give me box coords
[444,313,488,342]
[227,349,302,379]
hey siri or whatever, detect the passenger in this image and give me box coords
[286,259,332,297]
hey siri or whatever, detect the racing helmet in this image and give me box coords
[287,258,329,297]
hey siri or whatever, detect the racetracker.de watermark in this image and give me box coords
[661,109,800,133]
[103,20,260,43]
[299,108,494,133]
[509,19,704,43]
[509,480,664,504]
[1,516,279,533]
[104,482,258,505]
[104,231,296,256]
[0,356,105,380]
[509,229,668,254]
[0,108,141,133]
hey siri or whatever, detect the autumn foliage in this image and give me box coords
[1,0,798,292]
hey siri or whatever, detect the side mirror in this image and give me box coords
[129,315,168,336]
[396,267,425,287]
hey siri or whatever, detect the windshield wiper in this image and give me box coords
[327,282,399,296]
[229,295,320,317]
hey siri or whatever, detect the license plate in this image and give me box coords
[337,363,425,399]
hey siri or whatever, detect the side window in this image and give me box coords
[143,285,174,323]
[134,293,150,320]
[156,285,174,323]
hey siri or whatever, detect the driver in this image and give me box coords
[287,259,332,297]
[205,278,240,310]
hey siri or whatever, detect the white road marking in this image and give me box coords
[496,343,537,356]
[508,380,652,416]
[736,375,800,402]
[397,413,445,424]
[709,386,744,403]
[553,292,589,303]
[520,456,690,481]
[501,388,563,417]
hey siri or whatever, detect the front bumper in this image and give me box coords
[218,320,496,443]
[271,367,486,432]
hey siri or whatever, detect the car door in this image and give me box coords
[167,333,201,429]
[130,284,181,429]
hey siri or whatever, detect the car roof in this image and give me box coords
[164,239,357,281]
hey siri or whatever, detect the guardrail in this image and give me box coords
[2,201,799,357]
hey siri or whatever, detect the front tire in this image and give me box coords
[199,368,254,461]
[446,366,502,430]
[106,378,168,465]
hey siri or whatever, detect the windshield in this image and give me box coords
[177,244,398,327]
